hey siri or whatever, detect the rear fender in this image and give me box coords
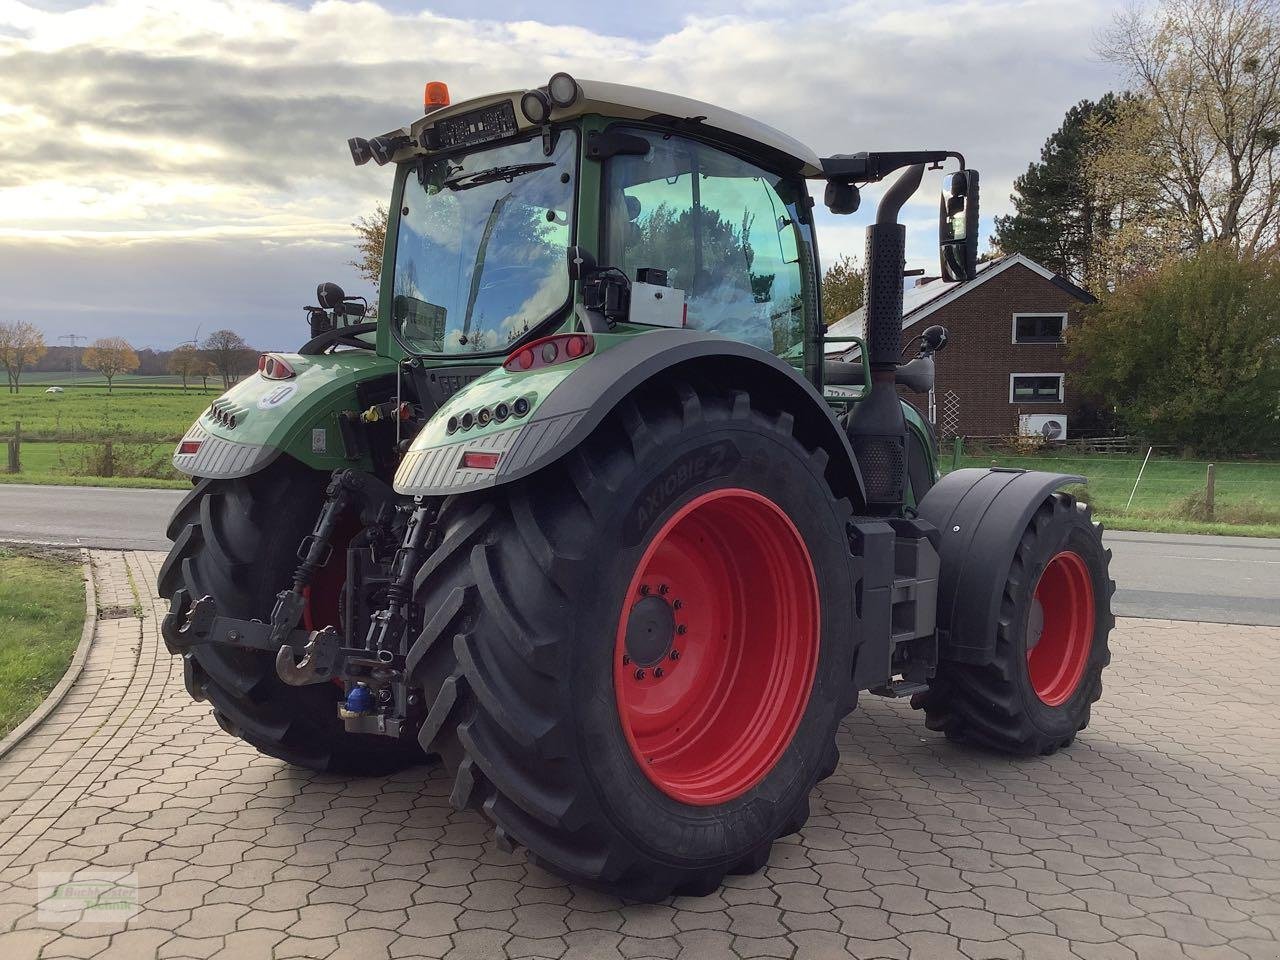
[916,468,1085,665]
[172,351,397,480]
[394,329,866,505]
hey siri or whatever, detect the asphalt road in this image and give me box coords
[1,483,1277,625]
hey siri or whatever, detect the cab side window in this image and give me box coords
[604,130,807,355]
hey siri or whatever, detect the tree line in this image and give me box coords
[993,0,1280,455]
[0,323,258,394]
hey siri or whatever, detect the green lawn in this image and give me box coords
[0,547,86,739]
[0,384,214,442]
[0,440,188,489]
[949,451,1280,537]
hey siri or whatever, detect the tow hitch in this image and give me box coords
[160,467,439,740]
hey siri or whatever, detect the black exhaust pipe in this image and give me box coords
[847,164,925,511]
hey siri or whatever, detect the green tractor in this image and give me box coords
[160,75,1114,898]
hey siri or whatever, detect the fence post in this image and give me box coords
[6,438,17,474]
[951,435,964,472]
[1125,446,1154,513]
[104,440,114,478]
[1206,463,1215,521]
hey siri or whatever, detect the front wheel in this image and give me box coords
[408,378,857,898]
[913,492,1115,755]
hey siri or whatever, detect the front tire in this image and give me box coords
[913,492,1115,755]
[409,378,857,898]
[158,460,426,775]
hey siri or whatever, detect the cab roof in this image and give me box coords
[394,78,824,177]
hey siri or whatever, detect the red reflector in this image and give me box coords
[460,451,501,470]
[178,440,202,456]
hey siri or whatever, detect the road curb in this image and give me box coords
[0,547,98,760]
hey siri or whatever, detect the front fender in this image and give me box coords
[173,351,396,480]
[916,468,1085,665]
[394,329,864,501]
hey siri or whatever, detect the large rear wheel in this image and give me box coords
[409,378,857,898]
[913,492,1114,755]
[158,460,426,775]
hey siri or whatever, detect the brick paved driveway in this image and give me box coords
[0,551,1277,960]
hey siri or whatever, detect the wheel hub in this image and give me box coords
[1026,550,1095,706]
[624,594,676,667]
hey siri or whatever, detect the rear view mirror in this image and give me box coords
[939,170,979,282]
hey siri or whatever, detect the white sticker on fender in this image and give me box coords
[257,384,298,409]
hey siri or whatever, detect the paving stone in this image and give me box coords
[0,555,1275,960]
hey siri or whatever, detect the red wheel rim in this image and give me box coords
[613,488,820,806]
[1026,550,1095,706]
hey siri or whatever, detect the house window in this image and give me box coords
[1013,313,1066,344]
[1010,374,1064,403]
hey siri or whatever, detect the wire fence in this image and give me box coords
[945,438,1279,523]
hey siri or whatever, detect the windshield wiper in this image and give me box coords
[443,162,555,191]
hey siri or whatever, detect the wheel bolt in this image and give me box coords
[673,599,683,610]
[634,668,645,681]
[670,650,680,661]
[654,667,664,678]
[676,624,687,635]
[622,654,630,665]
[659,584,669,595]
[639,585,650,596]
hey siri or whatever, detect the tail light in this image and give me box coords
[503,334,594,373]
[459,451,501,470]
[258,354,296,380]
[178,440,202,456]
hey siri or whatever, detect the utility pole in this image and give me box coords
[60,334,86,386]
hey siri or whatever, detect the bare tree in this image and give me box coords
[1083,98,1192,288]
[82,336,139,394]
[0,321,47,394]
[202,329,250,389]
[1099,0,1280,255]
[167,343,201,392]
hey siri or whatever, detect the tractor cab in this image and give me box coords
[356,76,976,396]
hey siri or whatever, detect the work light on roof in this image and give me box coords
[348,137,372,166]
[547,72,580,108]
[519,88,551,124]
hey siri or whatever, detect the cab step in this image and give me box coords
[868,680,930,699]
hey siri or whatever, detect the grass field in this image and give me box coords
[0,440,188,489]
[0,384,214,441]
[949,450,1280,537]
[1,383,1275,536]
[0,546,86,739]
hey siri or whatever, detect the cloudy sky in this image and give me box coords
[1,0,1124,350]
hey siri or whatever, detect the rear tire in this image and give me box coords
[158,460,426,775]
[408,378,857,898]
[913,492,1115,755]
